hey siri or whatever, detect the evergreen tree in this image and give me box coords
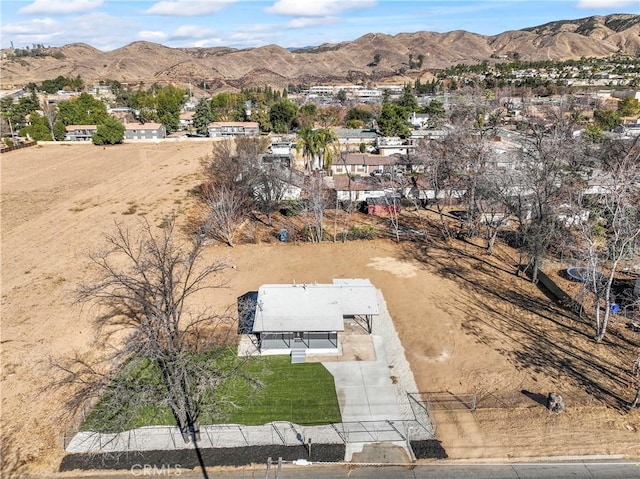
[617,96,640,117]
[92,116,125,145]
[594,109,621,131]
[377,103,411,138]
[269,100,298,133]
[57,93,109,125]
[53,121,67,141]
[155,85,186,134]
[193,98,214,135]
[18,112,51,141]
[396,84,419,112]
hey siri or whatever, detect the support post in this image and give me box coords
[275,457,282,479]
[265,457,271,479]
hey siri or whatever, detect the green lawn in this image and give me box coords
[81,350,341,432]
[222,355,342,425]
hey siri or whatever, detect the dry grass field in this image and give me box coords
[1,142,639,474]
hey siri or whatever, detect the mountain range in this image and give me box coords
[1,14,639,92]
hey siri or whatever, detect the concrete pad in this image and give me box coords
[349,442,411,463]
[323,335,404,424]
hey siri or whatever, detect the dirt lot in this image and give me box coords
[1,142,639,474]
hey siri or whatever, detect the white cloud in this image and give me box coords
[171,25,218,39]
[267,0,376,17]
[2,11,138,50]
[192,38,225,48]
[65,12,135,37]
[228,29,283,48]
[288,16,338,28]
[576,0,639,7]
[139,31,168,41]
[18,0,103,15]
[145,0,236,16]
[1,18,63,48]
[3,18,58,34]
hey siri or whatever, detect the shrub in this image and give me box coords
[348,224,377,240]
[279,200,303,217]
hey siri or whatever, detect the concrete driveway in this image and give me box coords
[323,336,403,423]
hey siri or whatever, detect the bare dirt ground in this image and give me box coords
[1,142,639,475]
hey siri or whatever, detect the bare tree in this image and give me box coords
[333,152,358,243]
[412,137,460,239]
[304,173,329,242]
[509,121,586,282]
[41,99,57,140]
[475,177,510,255]
[253,164,291,226]
[202,184,246,247]
[202,137,268,199]
[52,217,245,446]
[199,137,269,243]
[377,173,405,242]
[569,137,640,342]
[453,127,495,238]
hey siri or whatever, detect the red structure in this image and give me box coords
[366,197,401,216]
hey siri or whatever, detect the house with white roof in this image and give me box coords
[240,279,379,359]
[330,153,397,177]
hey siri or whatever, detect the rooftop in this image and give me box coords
[208,121,259,128]
[123,122,164,130]
[339,153,397,166]
[252,279,378,333]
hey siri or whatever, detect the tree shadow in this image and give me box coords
[398,230,638,411]
[521,389,547,407]
[237,291,258,334]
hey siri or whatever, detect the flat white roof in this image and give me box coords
[333,278,380,316]
[252,279,378,333]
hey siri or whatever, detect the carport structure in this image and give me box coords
[250,279,379,355]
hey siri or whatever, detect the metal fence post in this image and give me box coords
[265,457,271,479]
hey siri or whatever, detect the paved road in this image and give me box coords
[59,461,640,479]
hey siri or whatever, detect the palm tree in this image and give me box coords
[296,126,317,172]
[296,127,338,172]
[313,128,339,170]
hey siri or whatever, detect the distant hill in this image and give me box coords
[1,13,638,92]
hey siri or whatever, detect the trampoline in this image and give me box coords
[566,266,605,283]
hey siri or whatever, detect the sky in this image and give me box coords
[1,0,639,52]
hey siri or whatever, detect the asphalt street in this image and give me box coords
[57,461,640,479]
